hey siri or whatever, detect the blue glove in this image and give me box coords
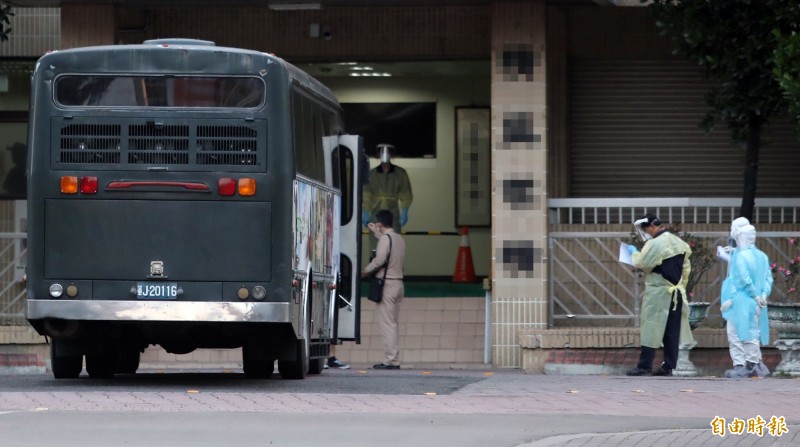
[627,245,639,255]
[400,208,409,227]
[362,210,370,227]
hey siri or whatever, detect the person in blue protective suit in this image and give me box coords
[626,214,694,377]
[362,144,413,234]
[721,224,772,378]
[717,217,752,377]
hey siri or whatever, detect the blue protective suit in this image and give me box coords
[724,246,772,345]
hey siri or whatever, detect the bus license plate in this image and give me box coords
[136,282,179,300]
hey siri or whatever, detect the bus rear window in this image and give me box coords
[55,75,265,108]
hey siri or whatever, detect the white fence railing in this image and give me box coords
[549,198,800,225]
[0,232,27,325]
[549,231,800,328]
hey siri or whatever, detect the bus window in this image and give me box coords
[55,75,265,108]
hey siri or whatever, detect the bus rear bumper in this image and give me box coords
[27,300,291,323]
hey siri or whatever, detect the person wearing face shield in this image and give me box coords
[625,214,694,376]
[362,144,413,234]
[721,225,772,378]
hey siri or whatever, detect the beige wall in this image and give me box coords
[323,75,492,277]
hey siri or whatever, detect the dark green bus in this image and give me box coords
[25,39,363,379]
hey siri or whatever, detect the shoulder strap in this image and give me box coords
[381,234,392,281]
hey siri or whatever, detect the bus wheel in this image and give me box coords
[114,349,140,375]
[278,340,308,380]
[50,340,82,379]
[308,357,325,375]
[86,351,116,379]
[242,344,274,379]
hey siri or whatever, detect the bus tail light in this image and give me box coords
[218,178,236,196]
[60,176,78,194]
[80,176,98,194]
[238,178,256,196]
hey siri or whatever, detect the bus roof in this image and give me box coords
[36,40,339,107]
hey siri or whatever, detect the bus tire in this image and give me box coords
[114,349,140,375]
[86,351,116,379]
[50,340,82,379]
[278,340,308,380]
[242,344,274,379]
[308,357,325,374]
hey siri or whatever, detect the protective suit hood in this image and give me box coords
[735,224,756,249]
[729,217,750,247]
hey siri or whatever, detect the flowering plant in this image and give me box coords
[627,224,717,300]
[770,238,800,303]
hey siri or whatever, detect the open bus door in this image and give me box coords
[329,134,364,342]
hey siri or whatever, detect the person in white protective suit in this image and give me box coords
[718,217,752,377]
[720,224,771,378]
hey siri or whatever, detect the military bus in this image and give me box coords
[25,39,363,379]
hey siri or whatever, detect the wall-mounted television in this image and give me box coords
[342,102,436,158]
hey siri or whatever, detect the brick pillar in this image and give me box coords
[61,3,116,49]
[490,2,548,368]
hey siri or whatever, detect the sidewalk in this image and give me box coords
[0,369,797,447]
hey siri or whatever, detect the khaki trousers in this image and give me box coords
[377,279,404,366]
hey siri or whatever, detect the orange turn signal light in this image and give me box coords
[60,176,79,194]
[238,178,256,196]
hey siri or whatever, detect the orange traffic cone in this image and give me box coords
[453,226,477,283]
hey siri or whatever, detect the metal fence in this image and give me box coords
[549,230,800,328]
[0,232,27,325]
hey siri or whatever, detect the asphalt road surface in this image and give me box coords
[1,368,798,447]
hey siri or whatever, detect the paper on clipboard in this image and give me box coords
[619,243,635,266]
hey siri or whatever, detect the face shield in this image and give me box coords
[377,144,394,163]
[633,217,652,241]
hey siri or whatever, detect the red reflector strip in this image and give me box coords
[107,181,210,191]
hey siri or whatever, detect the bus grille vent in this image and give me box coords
[59,124,122,164]
[196,125,258,166]
[128,124,190,165]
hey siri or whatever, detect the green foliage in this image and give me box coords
[645,0,800,220]
[0,2,13,42]
[627,224,717,299]
[774,30,800,135]
[646,0,796,139]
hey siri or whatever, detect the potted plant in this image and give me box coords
[768,238,800,340]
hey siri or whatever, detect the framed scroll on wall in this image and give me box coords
[455,107,491,227]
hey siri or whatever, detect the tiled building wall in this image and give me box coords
[490,2,549,368]
[0,7,60,57]
[140,296,489,370]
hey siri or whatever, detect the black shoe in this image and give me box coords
[327,357,351,369]
[373,363,400,370]
[626,366,651,376]
[652,365,673,376]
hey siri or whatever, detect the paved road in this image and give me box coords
[0,368,798,446]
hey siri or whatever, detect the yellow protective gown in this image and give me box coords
[362,163,413,233]
[632,231,694,349]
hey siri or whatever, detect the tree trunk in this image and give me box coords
[739,117,762,221]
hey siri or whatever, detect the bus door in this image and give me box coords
[330,134,363,342]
